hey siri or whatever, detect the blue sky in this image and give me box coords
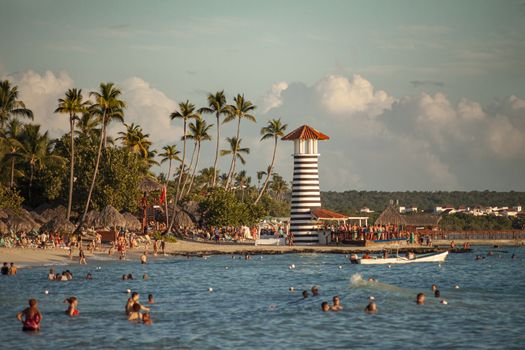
[1,0,525,191]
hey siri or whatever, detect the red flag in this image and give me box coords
[159,186,166,205]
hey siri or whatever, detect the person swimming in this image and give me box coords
[364,297,377,314]
[321,301,330,312]
[127,302,142,321]
[17,299,42,331]
[127,273,134,280]
[143,274,149,280]
[302,290,308,299]
[331,295,343,311]
[48,268,56,280]
[417,293,426,305]
[86,273,93,280]
[311,286,319,296]
[148,294,154,304]
[142,312,152,325]
[64,296,79,316]
[140,252,148,264]
[431,284,438,292]
[434,290,441,298]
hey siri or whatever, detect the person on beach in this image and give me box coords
[417,293,425,305]
[127,302,142,321]
[142,312,152,325]
[160,240,166,255]
[8,262,17,275]
[64,297,79,316]
[126,292,150,315]
[153,239,158,256]
[79,248,87,265]
[331,296,343,311]
[140,252,148,264]
[321,301,330,312]
[302,291,308,299]
[311,286,319,296]
[68,245,73,260]
[1,262,9,275]
[364,297,377,314]
[17,299,42,331]
[148,294,154,304]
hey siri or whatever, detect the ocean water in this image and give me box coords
[1,247,524,350]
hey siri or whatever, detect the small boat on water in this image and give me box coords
[353,251,449,265]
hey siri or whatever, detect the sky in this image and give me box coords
[1,0,525,191]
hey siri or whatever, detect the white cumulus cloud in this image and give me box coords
[260,81,288,113]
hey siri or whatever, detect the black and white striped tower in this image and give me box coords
[282,125,329,244]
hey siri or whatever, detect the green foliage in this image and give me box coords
[259,194,290,217]
[199,188,266,227]
[0,185,23,209]
[151,231,177,242]
[321,190,525,214]
[439,213,523,231]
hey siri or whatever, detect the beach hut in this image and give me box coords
[138,176,163,193]
[40,216,76,234]
[0,220,8,233]
[375,205,407,226]
[122,212,142,231]
[29,211,48,225]
[95,205,127,229]
[4,214,39,232]
[84,210,99,228]
[172,209,194,228]
[40,205,70,221]
[0,209,8,220]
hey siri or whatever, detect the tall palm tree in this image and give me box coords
[220,137,250,182]
[256,170,266,190]
[168,101,199,231]
[198,91,228,187]
[255,118,288,204]
[269,173,289,201]
[2,118,25,187]
[223,94,256,188]
[117,123,152,158]
[184,117,212,195]
[0,80,33,128]
[235,170,251,201]
[55,88,90,220]
[198,167,216,189]
[19,124,64,201]
[159,144,180,226]
[79,82,126,229]
[75,112,101,138]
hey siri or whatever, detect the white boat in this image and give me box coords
[355,251,449,265]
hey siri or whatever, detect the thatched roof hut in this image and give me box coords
[95,205,126,228]
[0,220,8,233]
[0,209,8,220]
[84,210,99,228]
[375,205,441,228]
[138,176,162,193]
[3,214,39,232]
[40,205,68,221]
[375,206,406,226]
[30,211,48,225]
[122,212,142,231]
[40,216,76,233]
[172,209,194,228]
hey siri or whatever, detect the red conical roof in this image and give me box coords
[281,125,330,141]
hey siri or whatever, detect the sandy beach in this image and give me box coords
[2,238,523,267]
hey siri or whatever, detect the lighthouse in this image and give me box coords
[282,125,329,244]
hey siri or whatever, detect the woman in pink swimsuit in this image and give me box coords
[17,299,42,331]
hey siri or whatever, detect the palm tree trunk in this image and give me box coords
[29,163,34,202]
[212,113,220,187]
[10,157,15,188]
[186,142,201,195]
[168,120,187,232]
[67,116,75,220]
[164,160,172,228]
[225,117,241,189]
[180,141,196,196]
[255,138,278,204]
[78,113,106,230]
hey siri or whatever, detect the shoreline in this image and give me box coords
[1,238,522,268]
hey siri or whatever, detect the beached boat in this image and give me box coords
[355,251,448,265]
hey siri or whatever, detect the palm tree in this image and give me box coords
[198,167,216,189]
[19,124,64,201]
[75,112,101,138]
[79,82,126,229]
[256,170,266,190]
[159,144,180,226]
[269,173,289,201]
[184,117,212,195]
[255,118,288,204]
[198,91,228,187]
[220,137,250,182]
[55,88,90,220]
[223,94,256,188]
[168,100,199,231]
[0,80,33,128]
[234,170,251,201]
[117,123,152,158]
[2,118,25,187]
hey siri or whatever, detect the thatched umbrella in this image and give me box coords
[172,209,194,228]
[95,205,126,229]
[122,212,142,231]
[138,176,163,193]
[375,205,407,226]
[30,211,48,225]
[40,216,75,234]
[4,214,40,232]
[84,210,99,228]
[40,205,68,221]
[0,220,8,233]
[0,209,8,220]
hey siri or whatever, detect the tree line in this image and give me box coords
[0,80,292,229]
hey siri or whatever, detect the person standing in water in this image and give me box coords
[331,296,343,311]
[17,299,42,331]
[417,293,426,305]
[140,252,148,264]
[8,262,17,275]
[364,297,377,314]
[321,302,330,312]
[64,297,79,316]
[79,248,87,265]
